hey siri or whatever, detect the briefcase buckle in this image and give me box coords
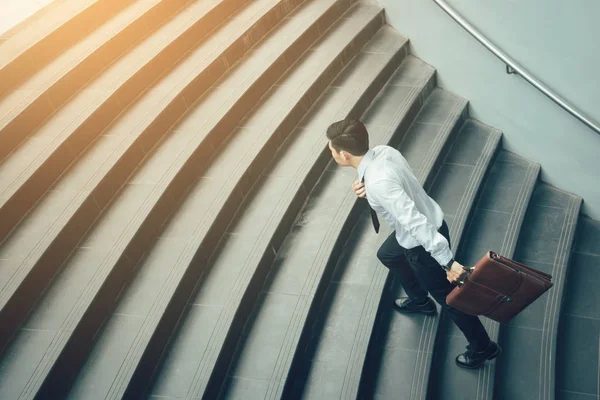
[501,295,512,302]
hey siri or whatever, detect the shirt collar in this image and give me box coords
[357,148,374,182]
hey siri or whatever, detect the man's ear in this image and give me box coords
[340,150,350,161]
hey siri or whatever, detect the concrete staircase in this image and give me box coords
[0,0,593,399]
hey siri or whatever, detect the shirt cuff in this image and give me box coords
[433,248,453,267]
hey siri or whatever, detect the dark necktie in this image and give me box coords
[362,177,379,233]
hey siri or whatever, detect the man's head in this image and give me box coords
[326,119,369,167]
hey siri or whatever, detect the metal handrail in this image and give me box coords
[432,0,600,135]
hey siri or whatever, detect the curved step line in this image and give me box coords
[547,197,575,400]
[410,312,428,399]
[0,0,244,245]
[552,197,580,396]
[265,191,359,399]
[479,161,539,400]
[0,0,224,185]
[419,96,463,185]
[449,126,500,246]
[75,1,371,393]
[1,0,244,186]
[418,125,500,400]
[444,122,474,241]
[8,1,301,394]
[265,53,428,399]
[363,72,438,396]
[541,195,580,400]
[475,154,524,400]
[479,161,530,400]
[105,125,287,397]
[541,194,571,400]
[418,97,466,186]
[415,312,436,400]
[188,27,398,398]
[411,304,430,399]
[360,70,441,398]
[0,0,133,97]
[264,15,395,398]
[203,98,346,397]
[463,139,510,399]
[454,129,502,245]
[192,182,300,397]
[0,0,290,312]
[0,0,62,41]
[334,62,437,399]
[343,260,388,398]
[339,53,435,398]
[226,51,429,399]
[0,0,189,133]
[410,100,469,399]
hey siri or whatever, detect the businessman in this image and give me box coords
[326,118,500,368]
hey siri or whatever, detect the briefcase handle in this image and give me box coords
[456,266,475,287]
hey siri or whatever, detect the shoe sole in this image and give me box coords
[455,345,502,369]
[392,304,437,315]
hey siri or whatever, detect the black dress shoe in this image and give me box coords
[393,297,436,315]
[455,341,501,369]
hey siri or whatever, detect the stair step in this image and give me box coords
[0,1,381,398]
[0,0,309,397]
[495,183,581,399]
[65,2,378,400]
[0,0,281,358]
[0,0,241,241]
[0,1,61,40]
[0,0,133,97]
[144,23,407,400]
[429,150,540,400]
[557,216,600,399]
[357,119,501,399]
[211,52,433,399]
[0,0,196,163]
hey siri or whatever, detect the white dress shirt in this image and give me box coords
[358,145,453,266]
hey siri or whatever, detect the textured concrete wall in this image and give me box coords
[377,0,600,218]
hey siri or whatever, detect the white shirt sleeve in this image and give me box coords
[369,178,453,266]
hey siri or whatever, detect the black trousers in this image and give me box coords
[377,221,491,351]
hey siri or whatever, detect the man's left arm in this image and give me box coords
[369,179,467,283]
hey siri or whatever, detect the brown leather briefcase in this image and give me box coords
[446,251,553,323]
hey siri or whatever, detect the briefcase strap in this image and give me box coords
[455,266,475,287]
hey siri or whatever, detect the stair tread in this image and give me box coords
[146,25,408,400]
[0,0,339,304]
[218,53,431,399]
[72,5,391,399]
[0,2,384,398]
[0,0,177,133]
[0,0,259,314]
[0,0,227,206]
[495,182,581,400]
[0,0,98,70]
[557,216,600,398]
[429,149,541,400]
[0,0,292,396]
[0,0,60,40]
